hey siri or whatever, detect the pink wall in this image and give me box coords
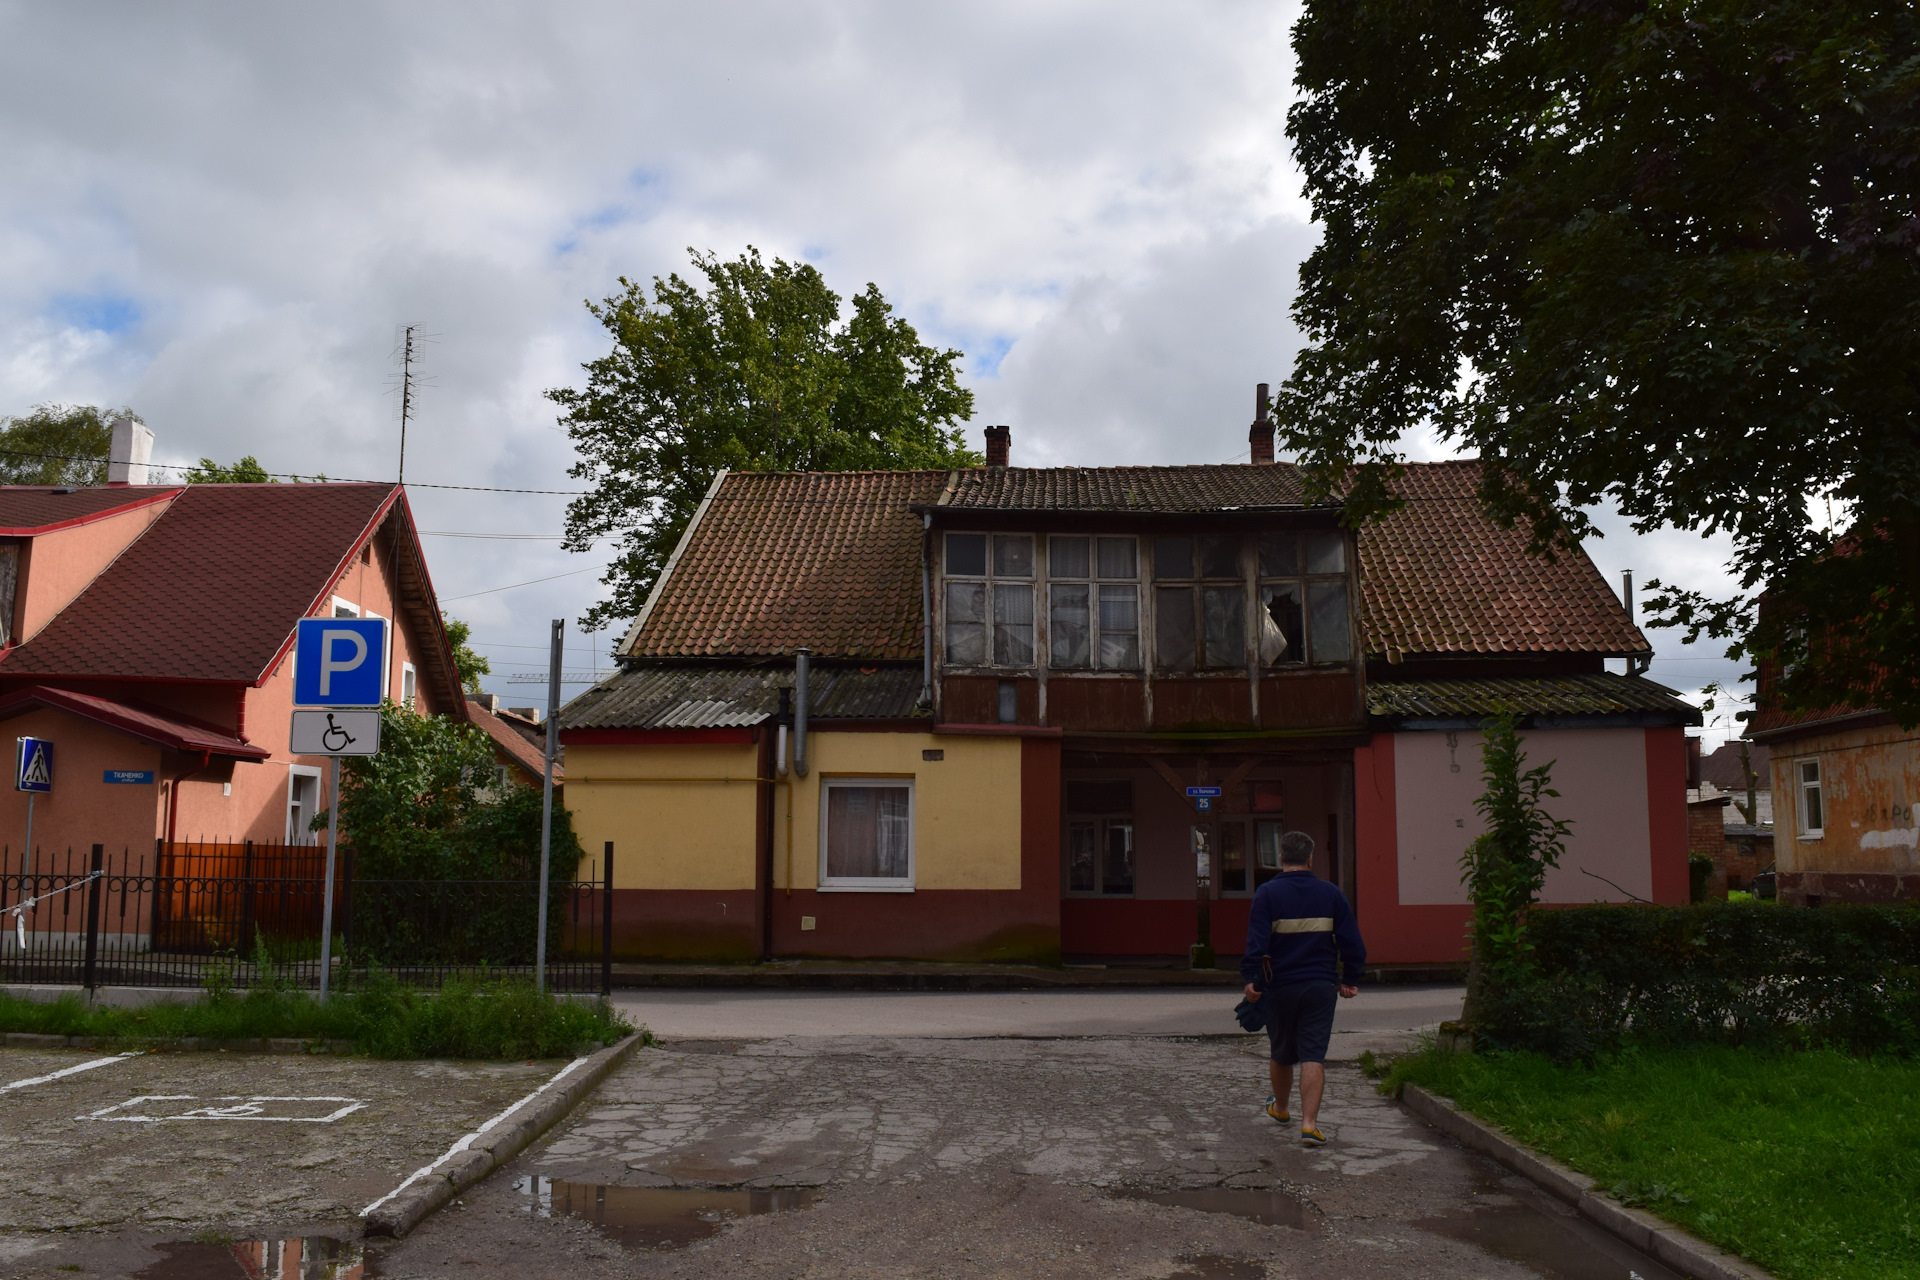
[14,496,176,643]
[0,705,164,866]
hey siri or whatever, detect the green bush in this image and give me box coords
[1480,901,1920,1059]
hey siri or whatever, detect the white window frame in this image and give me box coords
[1796,758,1824,838]
[943,532,1036,670]
[286,765,322,845]
[401,661,417,710]
[330,596,361,618]
[1046,534,1141,671]
[817,776,916,892]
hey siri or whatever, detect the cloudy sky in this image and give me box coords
[0,1,1748,740]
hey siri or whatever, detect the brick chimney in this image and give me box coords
[1248,383,1274,466]
[984,424,1011,468]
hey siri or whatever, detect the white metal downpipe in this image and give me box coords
[793,649,811,778]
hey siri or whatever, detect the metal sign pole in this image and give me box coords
[535,618,561,994]
[319,755,340,999]
[22,792,33,878]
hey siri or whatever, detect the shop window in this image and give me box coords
[1048,535,1140,670]
[1796,759,1824,836]
[1153,536,1245,672]
[945,533,1035,669]
[1256,531,1351,666]
[820,779,914,890]
[1065,779,1133,895]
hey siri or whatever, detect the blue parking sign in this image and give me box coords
[293,617,387,707]
[16,737,52,793]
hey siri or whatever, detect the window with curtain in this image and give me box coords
[821,781,914,887]
[1048,535,1140,670]
[945,532,1035,669]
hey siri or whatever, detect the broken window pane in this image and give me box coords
[1257,533,1299,577]
[1096,537,1137,580]
[1049,536,1090,579]
[1309,579,1351,662]
[825,785,912,880]
[1199,536,1240,579]
[945,580,985,665]
[1154,586,1195,671]
[1102,821,1134,895]
[1259,583,1304,666]
[993,534,1033,578]
[1068,822,1097,892]
[1098,585,1140,669]
[1305,531,1345,575]
[1201,586,1245,668]
[946,532,986,576]
[1050,584,1090,669]
[1154,537,1193,580]
[994,583,1034,666]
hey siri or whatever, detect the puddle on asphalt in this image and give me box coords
[1118,1187,1313,1231]
[1414,1199,1687,1280]
[516,1175,821,1249]
[135,1235,364,1279]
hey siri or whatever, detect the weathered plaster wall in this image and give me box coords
[1770,720,1919,903]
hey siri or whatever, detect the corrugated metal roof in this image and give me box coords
[559,663,926,730]
[1367,673,1702,725]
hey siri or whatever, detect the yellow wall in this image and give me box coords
[565,742,763,890]
[563,731,1026,893]
[779,731,1023,891]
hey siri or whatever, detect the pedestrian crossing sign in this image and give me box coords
[15,737,52,793]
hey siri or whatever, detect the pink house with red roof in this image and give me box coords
[0,480,465,864]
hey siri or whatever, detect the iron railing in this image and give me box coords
[1,841,616,994]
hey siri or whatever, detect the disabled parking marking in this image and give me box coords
[79,1095,369,1123]
[2,1052,142,1094]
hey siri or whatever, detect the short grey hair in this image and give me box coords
[1279,830,1315,867]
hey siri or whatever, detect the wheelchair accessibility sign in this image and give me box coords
[290,709,381,756]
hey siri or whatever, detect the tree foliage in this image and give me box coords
[440,615,491,694]
[184,455,272,483]
[550,247,980,631]
[0,404,124,485]
[1280,1,1920,724]
[1460,715,1572,1030]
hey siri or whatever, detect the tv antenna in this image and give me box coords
[391,324,438,484]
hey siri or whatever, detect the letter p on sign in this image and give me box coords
[294,617,387,708]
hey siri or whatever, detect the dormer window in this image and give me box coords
[945,533,1034,667]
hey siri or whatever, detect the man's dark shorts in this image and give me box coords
[1263,979,1338,1066]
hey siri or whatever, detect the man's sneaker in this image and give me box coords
[1265,1095,1290,1123]
[1301,1126,1328,1147]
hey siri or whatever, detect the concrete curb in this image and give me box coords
[362,1031,646,1239]
[1400,1084,1775,1280]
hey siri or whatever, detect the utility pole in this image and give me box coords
[396,324,418,485]
[535,619,562,993]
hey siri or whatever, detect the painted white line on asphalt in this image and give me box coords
[79,1095,369,1123]
[361,1057,592,1219]
[1,1052,141,1093]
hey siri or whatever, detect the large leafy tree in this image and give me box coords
[0,404,127,485]
[1279,2,1920,724]
[550,247,980,632]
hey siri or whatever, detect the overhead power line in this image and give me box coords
[0,446,584,495]
[441,565,600,602]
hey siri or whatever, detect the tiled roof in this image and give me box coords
[0,486,181,533]
[0,685,270,758]
[1700,740,1769,791]
[1359,461,1649,656]
[561,663,924,731]
[1748,702,1889,739]
[1366,673,1702,725]
[2,483,402,684]
[466,696,560,781]
[935,465,1310,512]
[621,460,1648,662]
[621,470,947,661]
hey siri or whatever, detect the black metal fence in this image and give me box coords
[1,841,615,994]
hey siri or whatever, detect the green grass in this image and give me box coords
[1388,1043,1920,1280]
[0,974,636,1060]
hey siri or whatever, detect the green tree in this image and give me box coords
[550,247,980,632]
[184,455,272,483]
[1279,2,1920,724]
[1459,715,1571,1031]
[441,615,491,694]
[0,404,126,485]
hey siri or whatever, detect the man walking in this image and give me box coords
[1241,830,1365,1146]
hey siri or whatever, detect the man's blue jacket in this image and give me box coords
[1240,870,1367,987]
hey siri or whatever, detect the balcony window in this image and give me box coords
[1048,535,1140,670]
[945,533,1035,669]
[1153,535,1246,672]
[1256,531,1352,666]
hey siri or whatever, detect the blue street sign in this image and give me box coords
[1195,796,1214,811]
[15,737,52,793]
[293,617,387,707]
[103,770,155,785]
[1185,786,1222,797]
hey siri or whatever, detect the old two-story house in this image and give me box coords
[558,406,1697,967]
[0,429,466,876]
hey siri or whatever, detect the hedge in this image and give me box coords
[1479,902,1920,1059]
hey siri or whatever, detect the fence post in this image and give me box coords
[340,849,355,990]
[83,844,104,994]
[602,842,614,997]
[240,839,256,961]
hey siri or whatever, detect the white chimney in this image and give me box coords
[107,416,153,486]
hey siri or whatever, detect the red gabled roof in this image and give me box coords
[0,485,182,534]
[0,685,270,758]
[1,483,401,685]
[466,696,560,782]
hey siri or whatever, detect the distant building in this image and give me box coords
[467,694,559,793]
